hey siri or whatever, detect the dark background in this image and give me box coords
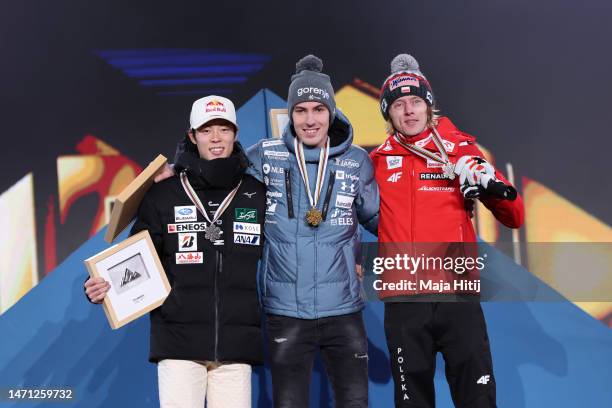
[2,0,611,267]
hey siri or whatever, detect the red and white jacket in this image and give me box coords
[370,116,524,298]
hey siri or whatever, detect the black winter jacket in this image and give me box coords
[131,143,266,364]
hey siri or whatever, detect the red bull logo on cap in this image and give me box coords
[205,100,227,113]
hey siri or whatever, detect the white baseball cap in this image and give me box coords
[189,95,238,131]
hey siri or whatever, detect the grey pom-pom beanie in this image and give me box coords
[287,54,336,123]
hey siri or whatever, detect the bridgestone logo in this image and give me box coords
[297,87,329,99]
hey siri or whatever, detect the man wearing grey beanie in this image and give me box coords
[246,54,379,408]
[371,54,524,408]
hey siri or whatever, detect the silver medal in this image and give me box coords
[204,224,222,242]
[442,162,456,180]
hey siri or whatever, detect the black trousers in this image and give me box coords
[384,302,496,408]
[266,312,369,408]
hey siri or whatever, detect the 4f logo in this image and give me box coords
[477,375,491,385]
[387,172,402,183]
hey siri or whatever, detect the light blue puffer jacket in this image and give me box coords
[246,110,379,319]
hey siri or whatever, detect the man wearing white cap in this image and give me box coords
[85,95,266,408]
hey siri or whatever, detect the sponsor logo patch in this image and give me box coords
[266,190,283,198]
[330,217,354,226]
[427,159,443,168]
[266,198,278,214]
[168,222,208,234]
[243,192,257,198]
[420,172,451,180]
[233,222,261,234]
[235,208,257,222]
[387,172,403,183]
[340,181,356,195]
[415,135,432,148]
[335,158,360,168]
[178,233,197,252]
[262,139,284,148]
[418,186,456,192]
[174,206,197,222]
[381,140,393,151]
[400,86,411,94]
[335,194,354,209]
[336,170,345,180]
[386,156,403,170]
[234,233,260,246]
[176,252,203,264]
[205,100,226,113]
[389,75,420,91]
[264,150,290,159]
[426,91,433,104]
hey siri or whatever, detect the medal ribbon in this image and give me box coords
[393,128,455,178]
[294,137,330,209]
[180,171,242,226]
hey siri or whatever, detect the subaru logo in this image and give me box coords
[178,208,193,215]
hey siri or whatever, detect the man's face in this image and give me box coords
[388,95,428,137]
[292,102,330,148]
[189,119,236,160]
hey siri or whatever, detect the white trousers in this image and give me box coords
[158,359,252,408]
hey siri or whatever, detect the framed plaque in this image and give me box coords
[84,230,171,329]
[269,108,289,138]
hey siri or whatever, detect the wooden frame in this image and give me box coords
[269,108,289,138]
[84,230,171,329]
[105,154,167,243]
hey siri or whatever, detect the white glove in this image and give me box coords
[454,156,497,187]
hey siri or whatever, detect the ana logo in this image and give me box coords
[233,222,261,234]
[386,156,403,170]
[235,208,257,222]
[174,206,197,222]
[476,375,491,385]
[205,100,227,113]
[178,233,197,252]
[234,233,260,246]
[387,172,402,183]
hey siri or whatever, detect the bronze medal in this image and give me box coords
[306,207,323,227]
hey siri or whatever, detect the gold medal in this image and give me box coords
[306,207,323,227]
